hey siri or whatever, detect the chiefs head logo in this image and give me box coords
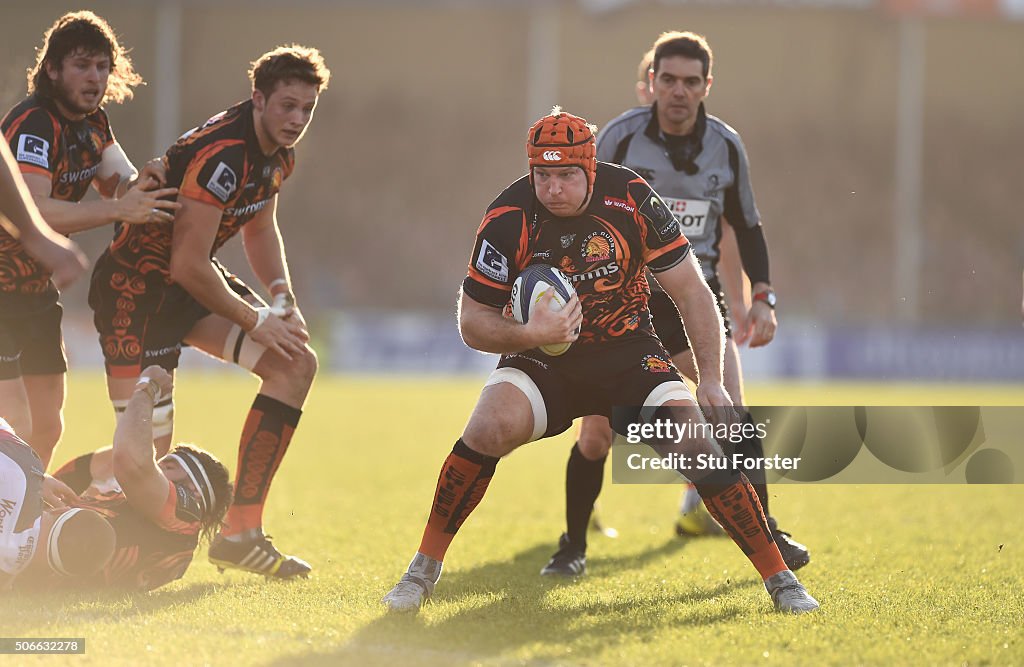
[582,231,613,263]
[642,354,672,373]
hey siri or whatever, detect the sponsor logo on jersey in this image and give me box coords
[16,535,35,568]
[59,164,100,185]
[581,231,614,263]
[603,196,635,214]
[89,130,104,154]
[476,239,509,283]
[144,344,183,359]
[225,198,272,218]
[532,250,552,260]
[0,352,22,364]
[641,192,680,242]
[0,497,17,531]
[16,134,50,169]
[541,150,562,161]
[200,110,227,130]
[505,353,550,370]
[662,197,711,238]
[569,261,619,284]
[704,173,720,197]
[642,354,673,373]
[207,162,238,203]
[560,234,576,249]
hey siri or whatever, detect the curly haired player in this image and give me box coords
[1,11,176,469]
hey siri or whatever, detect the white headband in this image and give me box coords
[166,452,216,515]
[47,508,84,576]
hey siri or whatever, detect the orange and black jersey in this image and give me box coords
[0,95,114,295]
[105,99,293,278]
[464,162,689,345]
[66,480,201,591]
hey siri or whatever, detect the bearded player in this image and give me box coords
[1,11,177,469]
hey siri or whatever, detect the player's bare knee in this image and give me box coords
[461,418,524,458]
[578,426,613,460]
[255,345,316,388]
[294,345,318,384]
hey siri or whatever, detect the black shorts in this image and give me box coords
[494,334,688,440]
[649,276,731,358]
[0,291,66,380]
[89,253,254,378]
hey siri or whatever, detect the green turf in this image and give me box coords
[5,373,1023,666]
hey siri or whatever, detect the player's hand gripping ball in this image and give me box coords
[510,264,578,356]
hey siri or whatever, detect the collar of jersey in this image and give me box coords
[645,102,706,147]
[645,102,707,174]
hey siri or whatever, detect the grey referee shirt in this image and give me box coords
[596,103,761,283]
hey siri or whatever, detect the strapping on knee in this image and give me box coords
[223,324,268,371]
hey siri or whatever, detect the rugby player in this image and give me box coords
[89,45,330,579]
[544,32,810,578]
[1,11,177,469]
[0,417,115,592]
[15,365,232,591]
[382,108,819,614]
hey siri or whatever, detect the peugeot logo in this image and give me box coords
[542,150,562,161]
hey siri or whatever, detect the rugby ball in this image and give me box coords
[510,264,577,356]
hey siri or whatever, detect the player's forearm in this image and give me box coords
[33,195,120,233]
[0,153,51,239]
[243,223,291,292]
[170,258,260,331]
[112,386,157,474]
[731,222,770,286]
[460,313,541,353]
[674,286,725,385]
[459,297,541,354]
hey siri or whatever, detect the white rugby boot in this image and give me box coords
[764,569,820,614]
[382,552,443,614]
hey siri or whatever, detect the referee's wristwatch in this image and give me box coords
[753,288,777,309]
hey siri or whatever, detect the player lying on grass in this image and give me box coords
[1,417,114,592]
[382,108,819,615]
[14,366,232,591]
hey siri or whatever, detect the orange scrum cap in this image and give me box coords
[526,106,597,195]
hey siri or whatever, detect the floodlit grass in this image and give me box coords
[4,372,1022,666]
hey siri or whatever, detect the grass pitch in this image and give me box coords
[5,371,1023,666]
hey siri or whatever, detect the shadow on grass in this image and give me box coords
[6,580,233,628]
[271,537,756,667]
